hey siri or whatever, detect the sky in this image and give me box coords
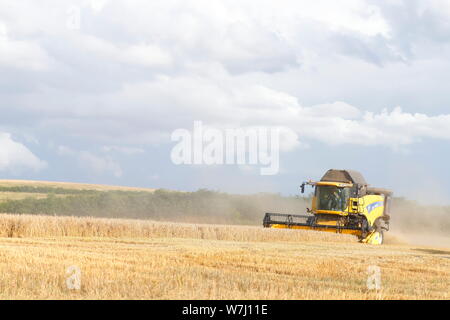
[1,0,450,204]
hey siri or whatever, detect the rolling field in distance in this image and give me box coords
[0,180,156,205]
[0,180,155,194]
[0,180,448,300]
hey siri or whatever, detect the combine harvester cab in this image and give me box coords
[263,169,393,244]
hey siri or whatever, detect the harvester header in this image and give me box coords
[263,169,393,244]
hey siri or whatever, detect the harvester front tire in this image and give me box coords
[374,219,384,245]
[377,230,384,245]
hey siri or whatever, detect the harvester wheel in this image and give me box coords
[374,219,384,245]
[376,229,384,245]
[361,219,384,245]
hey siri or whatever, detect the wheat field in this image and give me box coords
[0,214,448,300]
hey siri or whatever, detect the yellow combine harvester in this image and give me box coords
[263,169,393,244]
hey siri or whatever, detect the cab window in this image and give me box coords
[316,186,349,212]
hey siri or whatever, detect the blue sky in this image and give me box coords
[1,0,450,204]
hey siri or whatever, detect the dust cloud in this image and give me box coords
[388,198,450,248]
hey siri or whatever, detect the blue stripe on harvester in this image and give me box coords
[366,201,383,213]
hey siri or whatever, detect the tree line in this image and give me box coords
[0,189,309,225]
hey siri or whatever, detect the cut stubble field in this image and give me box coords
[0,214,448,300]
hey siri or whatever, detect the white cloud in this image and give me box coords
[57,145,75,156]
[0,22,50,70]
[259,0,391,37]
[58,146,123,177]
[71,35,173,69]
[79,151,123,178]
[304,101,362,119]
[92,74,450,149]
[90,0,109,12]
[0,0,398,76]
[123,44,172,68]
[17,67,450,151]
[0,132,46,172]
[101,145,145,155]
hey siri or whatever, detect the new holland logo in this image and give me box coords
[366,201,383,213]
